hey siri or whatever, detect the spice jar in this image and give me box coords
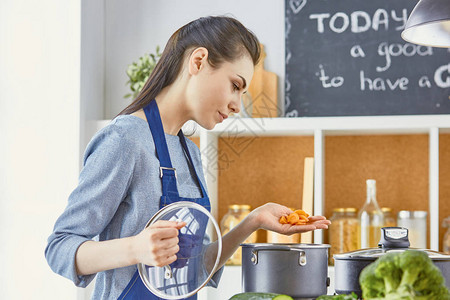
[382,207,396,227]
[220,204,257,265]
[443,216,450,254]
[329,208,360,265]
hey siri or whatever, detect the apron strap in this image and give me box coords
[143,100,174,170]
[177,131,208,198]
[144,100,207,199]
[144,100,179,198]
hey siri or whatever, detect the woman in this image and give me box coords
[45,16,330,299]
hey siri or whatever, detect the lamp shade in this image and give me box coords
[401,0,450,48]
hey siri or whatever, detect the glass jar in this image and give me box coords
[328,208,360,265]
[358,179,384,248]
[397,210,427,248]
[220,204,257,265]
[382,207,396,227]
[443,216,450,254]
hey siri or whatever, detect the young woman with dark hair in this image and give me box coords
[45,16,330,299]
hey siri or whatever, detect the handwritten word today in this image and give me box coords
[310,9,408,33]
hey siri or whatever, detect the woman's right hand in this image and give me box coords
[132,220,186,267]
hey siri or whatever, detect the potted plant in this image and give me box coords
[124,46,162,100]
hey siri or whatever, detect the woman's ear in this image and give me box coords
[188,47,209,75]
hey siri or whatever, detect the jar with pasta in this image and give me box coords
[220,204,257,265]
[328,208,360,265]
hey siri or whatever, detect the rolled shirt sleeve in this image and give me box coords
[45,123,136,287]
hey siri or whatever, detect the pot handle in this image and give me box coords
[250,247,307,266]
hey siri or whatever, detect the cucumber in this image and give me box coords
[229,292,293,300]
[316,293,358,300]
[273,295,294,300]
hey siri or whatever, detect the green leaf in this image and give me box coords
[124,45,162,99]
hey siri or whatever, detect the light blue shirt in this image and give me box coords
[45,115,222,299]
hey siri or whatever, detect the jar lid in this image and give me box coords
[137,201,222,299]
[381,207,392,212]
[333,207,357,212]
[398,210,428,218]
[229,204,251,210]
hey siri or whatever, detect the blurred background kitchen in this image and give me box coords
[1,0,450,299]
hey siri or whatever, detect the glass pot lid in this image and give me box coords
[137,201,223,299]
[333,247,450,260]
[334,227,450,261]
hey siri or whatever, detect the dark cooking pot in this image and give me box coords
[241,243,330,299]
[333,227,450,297]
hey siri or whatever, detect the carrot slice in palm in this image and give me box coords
[299,214,309,221]
[279,209,311,225]
[295,210,310,217]
[287,213,299,224]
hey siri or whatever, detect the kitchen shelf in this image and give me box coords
[209,115,450,135]
[196,115,450,250]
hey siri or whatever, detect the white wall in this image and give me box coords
[104,0,286,119]
[80,0,105,157]
[1,1,285,299]
[0,0,81,299]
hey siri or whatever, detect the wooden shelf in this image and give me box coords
[196,115,450,250]
[206,115,450,136]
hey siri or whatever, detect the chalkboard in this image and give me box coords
[285,0,450,117]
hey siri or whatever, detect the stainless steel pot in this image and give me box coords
[241,243,330,299]
[333,227,450,297]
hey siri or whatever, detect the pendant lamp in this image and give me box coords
[401,0,450,48]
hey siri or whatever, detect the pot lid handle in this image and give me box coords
[137,201,223,299]
[378,227,410,249]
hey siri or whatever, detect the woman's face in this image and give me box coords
[186,49,254,130]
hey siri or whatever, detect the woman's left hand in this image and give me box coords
[249,203,331,235]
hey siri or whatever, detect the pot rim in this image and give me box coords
[241,243,330,249]
[334,248,450,261]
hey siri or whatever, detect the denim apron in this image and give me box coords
[118,100,211,300]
